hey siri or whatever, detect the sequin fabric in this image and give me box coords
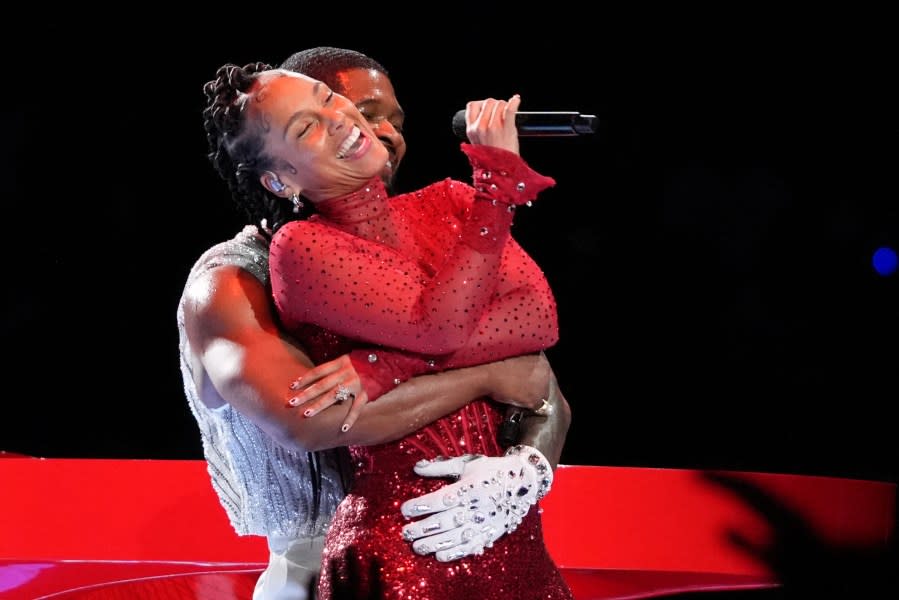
[269,145,571,599]
[271,144,559,372]
[177,225,346,540]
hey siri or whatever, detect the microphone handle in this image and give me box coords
[515,112,595,136]
[451,110,597,138]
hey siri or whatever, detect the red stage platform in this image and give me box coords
[0,456,894,599]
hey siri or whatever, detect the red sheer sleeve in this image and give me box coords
[271,216,500,355]
[347,348,431,402]
[270,145,558,399]
[270,146,554,356]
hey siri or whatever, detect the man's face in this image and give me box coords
[333,68,406,189]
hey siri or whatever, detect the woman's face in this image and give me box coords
[251,70,388,203]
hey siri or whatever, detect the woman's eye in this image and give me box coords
[297,123,312,138]
[325,90,334,103]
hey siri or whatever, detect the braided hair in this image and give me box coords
[279,46,389,92]
[202,62,302,233]
[201,61,354,517]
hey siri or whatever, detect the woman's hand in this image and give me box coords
[286,354,369,431]
[465,94,521,155]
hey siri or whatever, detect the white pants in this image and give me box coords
[253,534,326,600]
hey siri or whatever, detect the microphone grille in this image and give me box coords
[451,109,468,139]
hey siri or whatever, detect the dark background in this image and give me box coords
[3,10,896,483]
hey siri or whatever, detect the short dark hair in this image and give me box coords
[279,46,388,93]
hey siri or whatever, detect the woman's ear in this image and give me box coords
[261,171,287,196]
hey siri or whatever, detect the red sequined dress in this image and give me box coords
[270,144,572,599]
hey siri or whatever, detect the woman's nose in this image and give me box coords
[326,110,347,135]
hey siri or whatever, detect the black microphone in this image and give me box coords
[452,110,597,138]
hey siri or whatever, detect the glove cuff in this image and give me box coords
[505,444,554,500]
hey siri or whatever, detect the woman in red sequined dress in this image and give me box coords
[203,62,573,600]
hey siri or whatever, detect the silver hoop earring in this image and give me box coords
[290,193,304,214]
[270,179,286,193]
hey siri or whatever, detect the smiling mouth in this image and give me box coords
[336,126,362,159]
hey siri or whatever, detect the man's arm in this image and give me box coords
[183,266,550,453]
[507,368,571,468]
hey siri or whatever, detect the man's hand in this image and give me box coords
[399,445,553,562]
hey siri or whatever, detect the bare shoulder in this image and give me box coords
[183,265,274,339]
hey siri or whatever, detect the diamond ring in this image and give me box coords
[334,385,354,404]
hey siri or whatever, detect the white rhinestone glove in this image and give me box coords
[399,445,553,562]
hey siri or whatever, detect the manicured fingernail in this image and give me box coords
[341,423,350,432]
[288,397,300,406]
[304,409,314,417]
